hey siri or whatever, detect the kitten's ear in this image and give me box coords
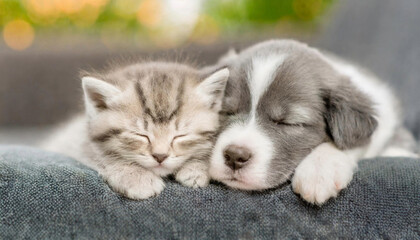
[82,76,121,115]
[323,76,378,149]
[196,68,229,110]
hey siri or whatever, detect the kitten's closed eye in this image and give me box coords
[132,132,151,143]
[171,134,188,146]
[171,134,209,150]
[117,132,150,152]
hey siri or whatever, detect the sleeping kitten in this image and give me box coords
[42,62,229,200]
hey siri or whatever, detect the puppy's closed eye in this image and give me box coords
[269,117,307,127]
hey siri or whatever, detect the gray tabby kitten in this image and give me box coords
[42,62,229,200]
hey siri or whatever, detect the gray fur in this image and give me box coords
[216,40,378,188]
[322,77,378,149]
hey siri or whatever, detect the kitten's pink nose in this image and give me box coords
[152,153,168,163]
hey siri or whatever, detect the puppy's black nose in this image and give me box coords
[223,145,252,170]
[152,153,168,163]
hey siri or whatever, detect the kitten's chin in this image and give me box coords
[150,166,173,177]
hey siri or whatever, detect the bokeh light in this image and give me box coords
[292,0,323,21]
[24,0,60,24]
[114,0,141,17]
[191,15,219,44]
[3,19,35,51]
[0,0,335,50]
[137,0,163,29]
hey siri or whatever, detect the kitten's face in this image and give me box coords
[83,63,229,176]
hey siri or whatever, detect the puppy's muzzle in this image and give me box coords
[223,144,252,170]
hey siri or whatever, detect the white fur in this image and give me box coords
[292,142,357,205]
[176,161,210,188]
[102,164,165,200]
[248,55,287,116]
[40,115,89,164]
[209,121,274,190]
[209,55,287,190]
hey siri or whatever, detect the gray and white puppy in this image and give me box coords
[209,39,417,205]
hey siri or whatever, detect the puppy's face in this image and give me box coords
[209,41,377,190]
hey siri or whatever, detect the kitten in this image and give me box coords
[42,62,229,200]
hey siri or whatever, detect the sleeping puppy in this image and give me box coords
[209,39,417,205]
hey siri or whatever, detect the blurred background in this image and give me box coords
[0,0,419,145]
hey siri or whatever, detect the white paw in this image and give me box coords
[104,168,165,200]
[176,162,210,188]
[292,143,357,205]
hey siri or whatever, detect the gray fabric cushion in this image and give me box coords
[1,146,419,239]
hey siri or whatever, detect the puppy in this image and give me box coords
[209,39,417,205]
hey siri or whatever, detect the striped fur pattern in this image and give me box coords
[43,62,229,200]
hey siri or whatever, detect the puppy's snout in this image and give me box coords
[223,145,252,170]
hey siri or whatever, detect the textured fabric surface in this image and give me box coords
[1,146,419,239]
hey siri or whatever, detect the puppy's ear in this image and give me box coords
[218,48,238,64]
[322,77,378,149]
[200,48,238,75]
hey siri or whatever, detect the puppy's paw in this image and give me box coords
[292,143,356,205]
[176,162,210,188]
[104,167,165,200]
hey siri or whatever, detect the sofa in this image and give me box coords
[1,146,419,239]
